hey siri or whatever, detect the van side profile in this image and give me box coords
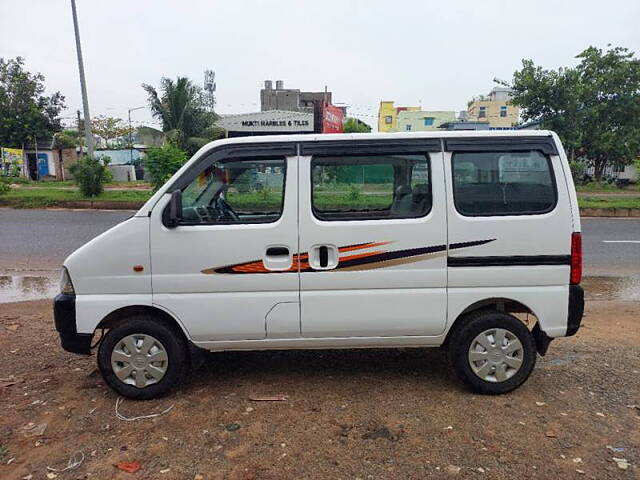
[54,131,584,399]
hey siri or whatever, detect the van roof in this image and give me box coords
[202,129,554,150]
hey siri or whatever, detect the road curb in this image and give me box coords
[580,207,640,217]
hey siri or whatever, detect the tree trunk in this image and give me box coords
[594,157,607,181]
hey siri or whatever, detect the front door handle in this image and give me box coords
[263,245,292,271]
[266,246,289,257]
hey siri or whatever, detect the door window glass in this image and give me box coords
[452,150,556,216]
[312,154,431,221]
[180,157,286,224]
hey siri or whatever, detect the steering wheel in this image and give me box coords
[215,197,240,222]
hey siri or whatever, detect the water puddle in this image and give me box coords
[0,273,638,303]
[0,274,59,303]
[582,275,640,301]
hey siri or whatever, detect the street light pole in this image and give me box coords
[70,0,94,158]
[128,106,145,164]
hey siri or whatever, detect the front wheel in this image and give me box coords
[448,312,537,395]
[98,316,187,400]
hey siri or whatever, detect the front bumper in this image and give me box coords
[566,284,585,336]
[53,293,92,354]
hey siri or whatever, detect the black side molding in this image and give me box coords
[300,138,441,156]
[448,255,570,267]
[444,136,558,155]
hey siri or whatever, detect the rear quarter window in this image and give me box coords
[452,150,557,216]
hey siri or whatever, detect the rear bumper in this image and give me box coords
[53,293,92,355]
[566,284,584,336]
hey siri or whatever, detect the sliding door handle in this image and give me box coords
[266,246,289,257]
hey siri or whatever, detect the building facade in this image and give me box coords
[218,80,344,137]
[396,110,457,132]
[466,87,520,129]
[377,101,421,132]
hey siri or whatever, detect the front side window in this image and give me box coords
[452,150,556,216]
[312,154,431,221]
[180,157,286,224]
[500,105,507,117]
[405,124,412,131]
[424,117,434,126]
[478,106,487,118]
[384,115,392,124]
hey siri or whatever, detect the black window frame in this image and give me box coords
[176,155,288,226]
[310,153,433,222]
[451,150,558,217]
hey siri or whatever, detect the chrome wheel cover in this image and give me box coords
[468,328,524,383]
[111,334,169,388]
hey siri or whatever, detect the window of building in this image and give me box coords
[384,115,392,124]
[179,157,286,225]
[424,117,434,126]
[311,154,431,221]
[478,106,486,118]
[500,105,507,117]
[452,151,556,216]
[405,124,412,131]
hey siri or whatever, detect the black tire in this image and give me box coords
[98,315,188,400]
[447,311,537,395]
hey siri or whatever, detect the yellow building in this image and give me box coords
[466,87,520,128]
[378,101,421,132]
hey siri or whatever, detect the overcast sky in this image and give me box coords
[2,0,639,131]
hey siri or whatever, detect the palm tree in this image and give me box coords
[142,77,219,153]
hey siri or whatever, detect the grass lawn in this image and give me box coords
[578,196,640,209]
[1,187,151,208]
[576,182,640,193]
[2,183,640,211]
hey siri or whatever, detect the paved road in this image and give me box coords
[0,209,638,275]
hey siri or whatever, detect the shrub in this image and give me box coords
[143,144,188,190]
[0,179,10,196]
[69,155,112,197]
[348,183,361,201]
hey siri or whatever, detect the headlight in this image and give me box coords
[60,267,75,295]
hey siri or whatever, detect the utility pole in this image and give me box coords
[128,106,144,164]
[70,0,94,158]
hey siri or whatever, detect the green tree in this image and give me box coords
[142,77,219,154]
[143,144,188,190]
[91,116,133,148]
[511,45,640,179]
[0,57,65,147]
[343,117,372,133]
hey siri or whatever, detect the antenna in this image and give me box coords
[493,77,512,88]
[204,69,217,113]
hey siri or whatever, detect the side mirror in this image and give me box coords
[163,190,183,228]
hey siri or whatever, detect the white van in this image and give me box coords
[54,131,584,399]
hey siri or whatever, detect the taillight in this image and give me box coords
[570,232,582,285]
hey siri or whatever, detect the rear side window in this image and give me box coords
[312,154,431,221]
[452,150,556,216]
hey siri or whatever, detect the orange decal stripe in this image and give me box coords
[339,250,387,263]
[338,241,391,253]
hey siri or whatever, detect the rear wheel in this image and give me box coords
[98,316,187,400]
[448,312,536,394]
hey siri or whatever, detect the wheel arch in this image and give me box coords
[443,297,538,347]
[96,304,194,347]
[95,304,206,368]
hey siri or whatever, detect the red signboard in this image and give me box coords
[322,103,344,133]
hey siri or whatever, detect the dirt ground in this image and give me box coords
[0,298,638,480]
